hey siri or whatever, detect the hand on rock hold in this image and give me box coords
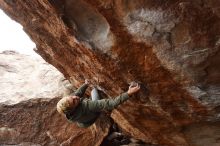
[85,79,90,85]
[127,83,140,96]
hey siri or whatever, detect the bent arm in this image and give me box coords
[86,92,130,112]
[73,83,88,97]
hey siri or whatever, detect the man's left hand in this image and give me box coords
[85,79,90,85]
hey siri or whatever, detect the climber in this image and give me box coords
[57,79,140,128]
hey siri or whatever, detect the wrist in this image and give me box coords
[127,91,132,96]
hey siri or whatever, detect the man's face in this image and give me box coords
[67,95,80,108]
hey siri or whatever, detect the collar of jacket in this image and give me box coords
[64,100,82,121]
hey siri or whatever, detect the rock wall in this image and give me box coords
[0,98,111,146]
[0,51,68,104]
[0,51,111,146]
[0,0,219,146]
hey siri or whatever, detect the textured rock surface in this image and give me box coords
[0,0,219,146]
[0,51,111,146]
[0,98,111,146]
[183,122,220,146]
[0,50,69,104]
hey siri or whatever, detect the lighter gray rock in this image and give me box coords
[0,51,71,104]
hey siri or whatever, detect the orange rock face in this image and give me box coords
[0,98,111,146]
[0,0,219,146]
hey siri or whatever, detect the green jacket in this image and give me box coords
[65,83,130,128]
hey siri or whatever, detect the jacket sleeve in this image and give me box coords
[86,92,130,112]
[73,83,88,97]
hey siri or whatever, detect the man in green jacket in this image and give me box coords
[57,80,140,128]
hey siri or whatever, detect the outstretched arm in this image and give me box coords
[74,79,89,97]
[86,84,140,112]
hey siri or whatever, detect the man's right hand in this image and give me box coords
[127,83,140,96]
